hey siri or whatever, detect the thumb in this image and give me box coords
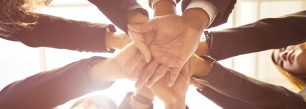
[128,19,157,33]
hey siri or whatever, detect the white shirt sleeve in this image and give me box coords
[184,0,217,27]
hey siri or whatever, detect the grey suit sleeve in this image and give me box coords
[0,56,114,109]
[181,0,236,28]
[88,0,148,33]
[208,11,306,60]
[196,62,306,109]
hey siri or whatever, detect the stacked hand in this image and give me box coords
[128,15,202,87]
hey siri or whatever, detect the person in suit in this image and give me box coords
[182,10,306,109]
[0,0,152,109]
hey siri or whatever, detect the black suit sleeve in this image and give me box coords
[181,0,236,28]
[8,14,115,53]
[196,62,306,109]
[0,56,114,109]
[208,11,306,60]
[88,0,148,33]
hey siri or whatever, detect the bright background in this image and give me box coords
[0,0,306,109]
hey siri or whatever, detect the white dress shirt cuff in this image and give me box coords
[185,0,217,27]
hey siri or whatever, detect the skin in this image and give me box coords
[272,43,306,74]
[129,3,209,88]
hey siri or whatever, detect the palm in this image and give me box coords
[129,15,201,87]
[151,65,191,104]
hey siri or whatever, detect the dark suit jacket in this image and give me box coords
[2,14,115,53]
[180,0,236,28]
[197,10,306,109]
[0,57,113,109]
[88,0,148,33]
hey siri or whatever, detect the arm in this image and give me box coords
[192,56,306,109]
[0,57,114,109]
[207,11,306,60]
[181,0,236,28]
[10,14,123,52]
[88,0,148,33]
[0,43,143,109]
[191,77,266,109]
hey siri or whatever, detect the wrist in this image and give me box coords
[129,93,153,109]
[195,40,209,56]
[153,0,176,16]
[88,58,122,81]
[164,101,186,109]
[127,10,149,24]
[192,55,215,78]
[182,8,209,31]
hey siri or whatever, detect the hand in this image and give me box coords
[129,15,202,87]
[88,43,147,81]
[106,32,132,49]
[126,10,153,63]
[149,62,192,109]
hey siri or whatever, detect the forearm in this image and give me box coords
[209,11,306,60]
[197,87,254,109]
[195,62,306,108]
[13,14,114,52]
[89,0,148,33]
[0,57,113,109]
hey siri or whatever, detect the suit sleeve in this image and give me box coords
[196,62,306,109]
[181,0,236,28]
[10,14,115,53]
[198,88,259,109]
[0,56,114,109]
[208,11,306,60]
[88,0,148,33]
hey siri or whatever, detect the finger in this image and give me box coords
[168,67,181,87]
[128,31,152,63]
[135,42,152,63]
[127,56,147,81]
[151,47,184,68]
[128,19,158,33]
[146,65,169,87]
[135,60,160,88]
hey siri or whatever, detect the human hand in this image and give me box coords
[106,32,132,49]
[148,63,191,109]
[129,15,202,87]
[88,43,148,81]
[126,10,153,63]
